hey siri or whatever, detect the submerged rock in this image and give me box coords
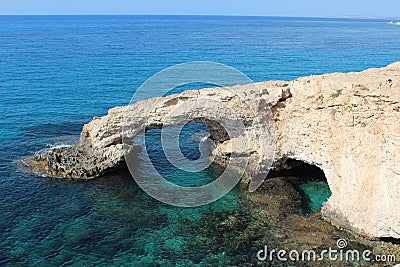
[23,62,400,239]
[243,177,303,217]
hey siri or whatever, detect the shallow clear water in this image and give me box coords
[1,15,400,266]
[299,181,332,214]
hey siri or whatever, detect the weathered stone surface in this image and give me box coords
[24,63,400,239]
[274,63,400,240]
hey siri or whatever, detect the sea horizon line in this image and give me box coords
[0,14,394,20]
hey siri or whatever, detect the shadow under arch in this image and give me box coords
[267,158,332,216]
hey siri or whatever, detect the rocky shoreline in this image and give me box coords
[240,176,400,266]
[24,63,400,241]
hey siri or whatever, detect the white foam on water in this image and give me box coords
[191,131,211,143]
[35,143,72,155]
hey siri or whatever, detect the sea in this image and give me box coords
[0,15,399,266]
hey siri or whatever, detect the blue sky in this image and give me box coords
[1,0,399,17]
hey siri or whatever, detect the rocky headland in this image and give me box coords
[24,63,400,241]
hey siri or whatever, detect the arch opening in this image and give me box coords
[130,122,227,188]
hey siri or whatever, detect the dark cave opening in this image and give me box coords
[267,159,332,215]
[267,159,326,180]
[380,237,400,244]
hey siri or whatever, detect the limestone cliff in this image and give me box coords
[24,63,400,239]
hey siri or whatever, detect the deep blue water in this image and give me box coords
[1,15,400,266]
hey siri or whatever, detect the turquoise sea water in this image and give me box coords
[1,15,400,266]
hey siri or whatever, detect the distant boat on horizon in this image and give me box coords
[388,21,400,25]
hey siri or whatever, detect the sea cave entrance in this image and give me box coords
[266,159,332,216]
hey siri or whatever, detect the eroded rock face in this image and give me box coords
[24,63,400,239]
[274,63,400,240]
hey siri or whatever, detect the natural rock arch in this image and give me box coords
[25,63,400,239]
